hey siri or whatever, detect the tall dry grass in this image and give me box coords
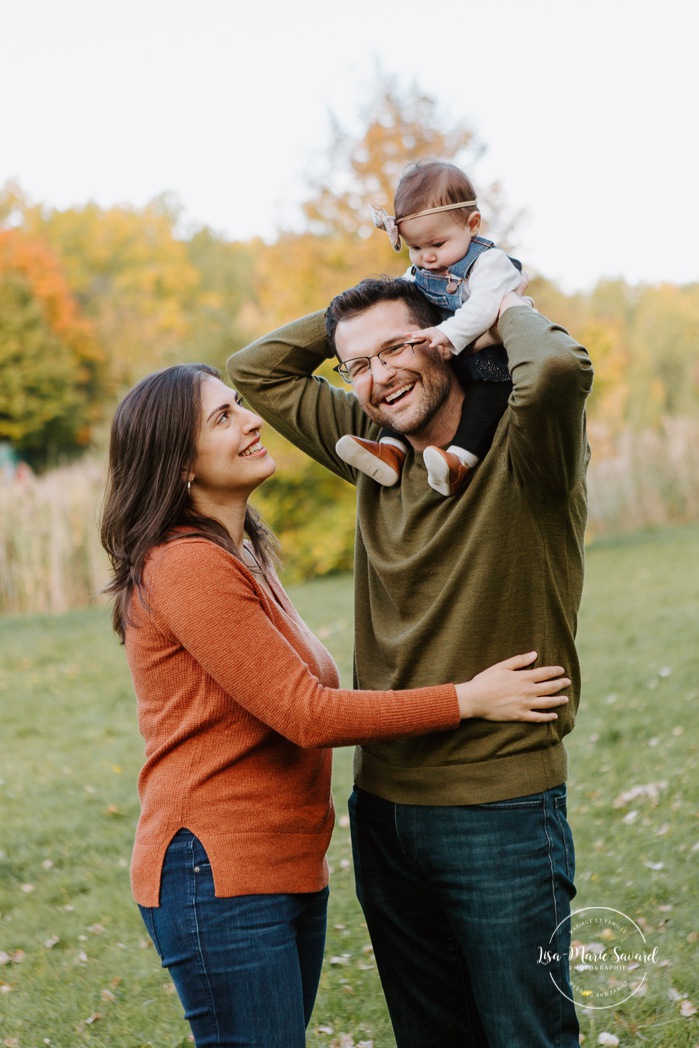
[586,417,699,539]
[0,457,108,615]
[1,418,698,615]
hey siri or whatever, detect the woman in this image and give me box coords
[100,363,569,1048]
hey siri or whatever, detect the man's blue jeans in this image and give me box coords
[138,830,328,1047]
[349,784,580,1048]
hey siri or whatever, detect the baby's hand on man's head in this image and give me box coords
[406,327,454,353]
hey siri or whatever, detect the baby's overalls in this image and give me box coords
[411,235,522,384]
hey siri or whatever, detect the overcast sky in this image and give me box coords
[3,0,696,292]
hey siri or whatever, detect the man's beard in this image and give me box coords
[364,365,452,437]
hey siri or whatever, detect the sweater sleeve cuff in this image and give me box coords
[399,683,461,735]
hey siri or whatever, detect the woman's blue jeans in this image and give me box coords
[138,830,328,1047]
[349,784,580,1048]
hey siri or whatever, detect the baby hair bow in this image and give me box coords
[370,206,402,251]
[370,200,479,253]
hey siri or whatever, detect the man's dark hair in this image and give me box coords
[325,276,442,352]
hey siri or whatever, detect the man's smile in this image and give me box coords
[384,382,415,405]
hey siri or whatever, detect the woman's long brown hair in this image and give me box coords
[100,363,277,641]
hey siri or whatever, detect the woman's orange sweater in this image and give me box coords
[125,537,459,907]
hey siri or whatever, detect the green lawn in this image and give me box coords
[1,525,698,1047]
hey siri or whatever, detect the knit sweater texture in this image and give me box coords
[125,538,459,905]
[228,307,594,806]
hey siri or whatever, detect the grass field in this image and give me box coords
[1,524,698,1047]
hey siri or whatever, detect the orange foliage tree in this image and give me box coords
[0,228,106,465]
[16,194,201,391]
[250,75,513,334]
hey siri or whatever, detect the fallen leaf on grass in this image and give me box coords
[329,954,351,966]
[613,781,666,808]
[680,1000,698,1017]
[597,1034,619,1047]
[330,1037,374,1048]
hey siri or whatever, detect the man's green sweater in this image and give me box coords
[228,306,593,805]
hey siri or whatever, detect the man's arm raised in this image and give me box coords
[227,310,376,482]
[496,298,594,500]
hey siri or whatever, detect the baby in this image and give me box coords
[335,160,523,496]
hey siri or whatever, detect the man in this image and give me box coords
[228,277,593,1047]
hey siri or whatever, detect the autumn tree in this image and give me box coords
[0,229,106,466]
[184,227,261,368]
[252,74,516,333]
[6,189,201,391]
[301,73,507,239]
[628,283,699,424]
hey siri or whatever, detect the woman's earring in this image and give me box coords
[187,479,192,496]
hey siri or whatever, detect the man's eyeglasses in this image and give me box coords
[333,340,422,383]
